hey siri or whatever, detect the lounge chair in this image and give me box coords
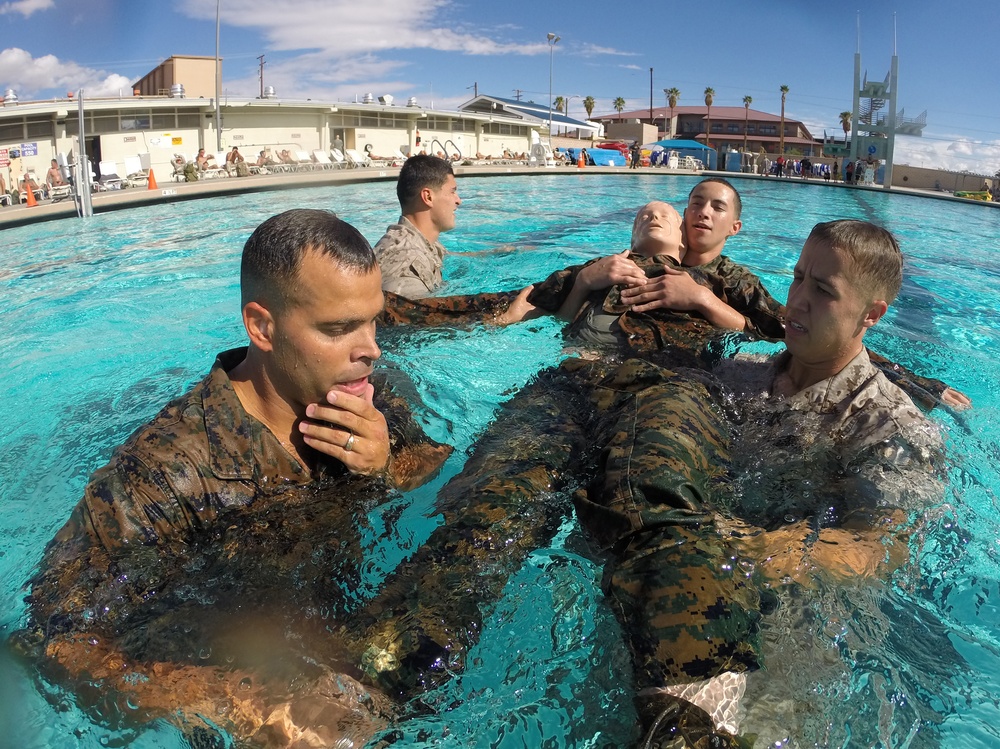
[330,149,349,169]
[97,161,124,190]
[47,181,73,201]
[203,152,228,178]
[293,150,316,171]
[0,192,10,207]
[19,173,45,203]
[312,150,335,170]
[344,149,371,168]
[124,155,150,187]
[171,154,188,182]
[270,150,297,173]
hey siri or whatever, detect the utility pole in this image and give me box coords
[649,67,653,122]
[513,89,523,101]
[468,81,478,97]
[257,54,265,98]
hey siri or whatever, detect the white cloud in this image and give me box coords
[895,135,1000,174]
[181,0,549,57]
[578,43,636,57]
[174,0,631,101]
[0,0,53,17]
[0,48,132,98]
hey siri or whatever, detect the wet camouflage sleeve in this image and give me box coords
[701,256,786,341]
[379,290,522,328]
[866,349,948,411]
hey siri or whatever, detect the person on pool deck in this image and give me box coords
[17,209,452,747]
[46,158,67,190]
[374,154,461,298]
[346,219,944,747]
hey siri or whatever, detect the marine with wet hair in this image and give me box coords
[374,154,462,298]
[17,209,451,747]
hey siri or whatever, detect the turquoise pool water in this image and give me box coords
[2,174,999,747]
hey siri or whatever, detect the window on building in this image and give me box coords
[176,113,201,128]
[25,120,53,138]
[0,121,22,140]
[120,110,151,131]
[151,113,175,129]
[91,115,120,134]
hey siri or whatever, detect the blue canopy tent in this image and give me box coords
[648,139,717,170]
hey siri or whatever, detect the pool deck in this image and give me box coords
[2,164,995,229]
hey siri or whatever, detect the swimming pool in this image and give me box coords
[2,174,999,747]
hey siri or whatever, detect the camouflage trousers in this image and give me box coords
[344,356,761,702]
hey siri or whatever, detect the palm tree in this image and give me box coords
[553,96,565,114]
[839,111,852,144]
[665,87,680,139]
[583,96,595,119]
[613,97,626,121]
[779,84,789,154]
[742,95,753,152]
[703,87,715,147]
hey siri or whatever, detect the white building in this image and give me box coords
[0,87,549,186]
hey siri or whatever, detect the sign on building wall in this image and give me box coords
[20,142,38,157]
[0,148,8,167]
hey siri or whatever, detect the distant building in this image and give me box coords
[0,79,544,181]
[459,94,601,139]
[132,55,220,100]
[599,105,818,156]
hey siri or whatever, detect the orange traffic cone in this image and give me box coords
[24,181,38,207]
[147,169,158,190]
[577,151,586,169]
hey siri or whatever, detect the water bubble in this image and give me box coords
[238,677,252,691]
[198,647,212,660]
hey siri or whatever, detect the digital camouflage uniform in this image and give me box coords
[374,216,447,298]
[363,254,949,745]
[18,347,452,744]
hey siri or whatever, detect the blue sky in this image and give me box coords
[3,0,998,173]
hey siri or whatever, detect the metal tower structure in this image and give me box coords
[845,15,926,188]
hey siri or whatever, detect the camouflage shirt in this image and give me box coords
[374,216,446,298]
[525,252,788,349]
[27,348,451,631]
[715,348,944,529]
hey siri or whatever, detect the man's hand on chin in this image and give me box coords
[300,386,391,477]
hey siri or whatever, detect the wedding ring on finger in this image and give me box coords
[344,433,356,452]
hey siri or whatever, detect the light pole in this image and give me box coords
[547,32,560,146]
[215,0,222,151]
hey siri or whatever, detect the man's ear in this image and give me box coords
[243,301,275,351]
[728,219,743,237]
[419,185,435,209]
[861,299,889,329]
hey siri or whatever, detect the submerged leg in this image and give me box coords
[576,359,761,744]
[343,360,595,699]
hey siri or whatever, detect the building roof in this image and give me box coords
[602,104,813,140]
[460,94,600,135]
[603,105,787,123]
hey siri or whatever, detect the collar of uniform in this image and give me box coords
[201,347,311,484]
[398,215,446,258]
[775,348,877,413]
